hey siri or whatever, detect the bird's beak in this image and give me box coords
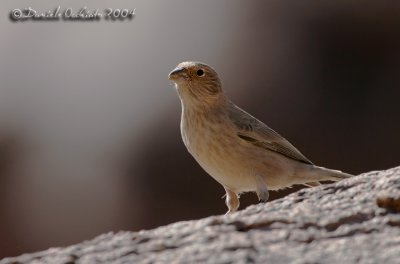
[168,67,186,80]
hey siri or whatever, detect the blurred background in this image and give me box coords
[1,0,399,258]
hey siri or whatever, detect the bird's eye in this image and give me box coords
[196,69,205,77]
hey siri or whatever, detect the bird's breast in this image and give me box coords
[180,110,219,156]
[180,109,255,190]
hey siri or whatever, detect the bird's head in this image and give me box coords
[168,61,224,105]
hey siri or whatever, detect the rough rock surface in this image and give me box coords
[2,167,400,264]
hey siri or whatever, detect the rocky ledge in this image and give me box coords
[2,167,400,264]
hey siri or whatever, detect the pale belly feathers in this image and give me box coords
[180,114,298,193]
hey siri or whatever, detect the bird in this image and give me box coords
[168,61,353,214]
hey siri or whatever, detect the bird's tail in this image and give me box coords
[311,166,353,182]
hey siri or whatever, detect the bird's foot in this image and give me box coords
[257,189,269,203]
[225,210,234,215]
[224,187,239,214]
[256,175,269,203]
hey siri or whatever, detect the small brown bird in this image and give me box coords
[169,61,352,214]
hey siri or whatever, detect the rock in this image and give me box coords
[2,167,400,264]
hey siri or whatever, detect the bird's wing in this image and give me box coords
[228,103,314,165]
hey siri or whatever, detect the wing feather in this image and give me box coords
[228,103,313,165]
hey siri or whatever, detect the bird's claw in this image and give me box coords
[257,191,269,203]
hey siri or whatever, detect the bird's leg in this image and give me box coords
[224,187,239,215]
[256,175,269,203]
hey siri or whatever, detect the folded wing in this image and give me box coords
[228,102,314,165]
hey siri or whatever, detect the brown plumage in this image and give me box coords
[169,61,352,214]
